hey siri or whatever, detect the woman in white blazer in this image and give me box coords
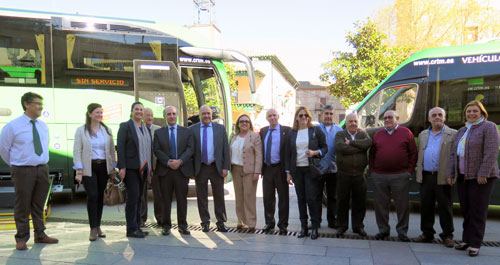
[73,103,116,241]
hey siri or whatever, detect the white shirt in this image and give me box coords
[296,128,309,167]
[90,128,106,160]
[0,114,49,166]
[231,135,245,166]
[348,130,357,140]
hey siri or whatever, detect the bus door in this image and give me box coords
[133,60,185,126]
[180,65,227,129]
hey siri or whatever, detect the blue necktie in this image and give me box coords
[170,127,177,159]
[202,125,208,164]
[265,128,274,166]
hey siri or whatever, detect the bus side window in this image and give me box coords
[436,75,500,129]
[0,17,51,87]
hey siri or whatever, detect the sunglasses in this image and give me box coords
[383,116,394,120]
[298,114,309,118]
[239,120,250,124]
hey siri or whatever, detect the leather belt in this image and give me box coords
[265,163,281,168]
[423,170,438,176]
[202,162,215,166]
[92,159,106,164]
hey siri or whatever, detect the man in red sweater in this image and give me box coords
[369,110,417,242]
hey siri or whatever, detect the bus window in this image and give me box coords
[435,75,500,129]
[357,84,418,129]
[133,60,183,127]
[0,16,51,86]
[53,30,177,90]
[182,67,225,127]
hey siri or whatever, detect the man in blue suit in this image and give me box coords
[190,105,230,232]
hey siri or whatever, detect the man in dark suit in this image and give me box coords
[154,106,194,236]
[190,105,230,232]
[260,109,291,234]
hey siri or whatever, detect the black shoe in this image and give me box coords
[468,248,479,257]
[336,228,347,236]
[262,224,275,233]
[375,232,389,240]
[328,220,337,229]
[279,227,288,235]
[126,231,145,238]
[310,229,319,240]
[178,228,191,235]
[161,228,170,236]
[398,234,410,242]
[139,229,149,236]
[353,228,367,237]
[216,224,228,232]
[201,223,210,232]
[455,243,469,251]
[298,228,308,238]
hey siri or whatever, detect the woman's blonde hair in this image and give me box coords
[234,114,254,134]
[292,106,313,130]
[463,100,488,121]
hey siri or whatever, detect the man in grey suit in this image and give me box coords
[190,105,230,232]
[154,106,194,235]
[141,108,162,226]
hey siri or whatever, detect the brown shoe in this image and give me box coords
[97,227,106,238]
[34,236,59,244]
[16,242,27,250]
[413,234,433,243]
[442,238,454,248]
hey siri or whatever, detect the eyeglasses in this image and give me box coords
[29,101,43,106]
[239,120,250,124]
[430,113,443,118]
[383,116,394,120]
[298,114,309,118]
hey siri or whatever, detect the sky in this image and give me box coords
[0,0,389,81]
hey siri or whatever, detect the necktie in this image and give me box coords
[170,127,177,159]
[202,125,208,164]
[30,120,43,156]
[265,128,274,166]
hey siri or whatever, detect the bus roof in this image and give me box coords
[350,40,500,118]
[0,7,214,48]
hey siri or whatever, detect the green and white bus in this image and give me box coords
[348,39,500,204]
[0,8,256,206]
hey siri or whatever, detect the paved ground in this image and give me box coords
[1,179,500,265]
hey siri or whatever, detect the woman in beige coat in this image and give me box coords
[230,114,263,231]
[73,103,116,241]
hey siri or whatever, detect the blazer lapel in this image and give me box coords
[101,126,110,154]
[128,120,140,151]
[279,125,285,149]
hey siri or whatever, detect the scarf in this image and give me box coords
[133,120,152,179]
[457,116,484,157]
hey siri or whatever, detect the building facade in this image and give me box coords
[296,81,346,124]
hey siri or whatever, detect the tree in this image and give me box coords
[374,0,500,51]
[320,19,410,108]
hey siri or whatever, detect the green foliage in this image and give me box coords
[223,63,243,111]
[320,19,411,108]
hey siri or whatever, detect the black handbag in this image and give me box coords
[310,157,329,179]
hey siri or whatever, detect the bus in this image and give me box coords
[347,39,500,205]
[0,8,256,206]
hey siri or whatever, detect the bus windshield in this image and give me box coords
[357,83,418,129]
